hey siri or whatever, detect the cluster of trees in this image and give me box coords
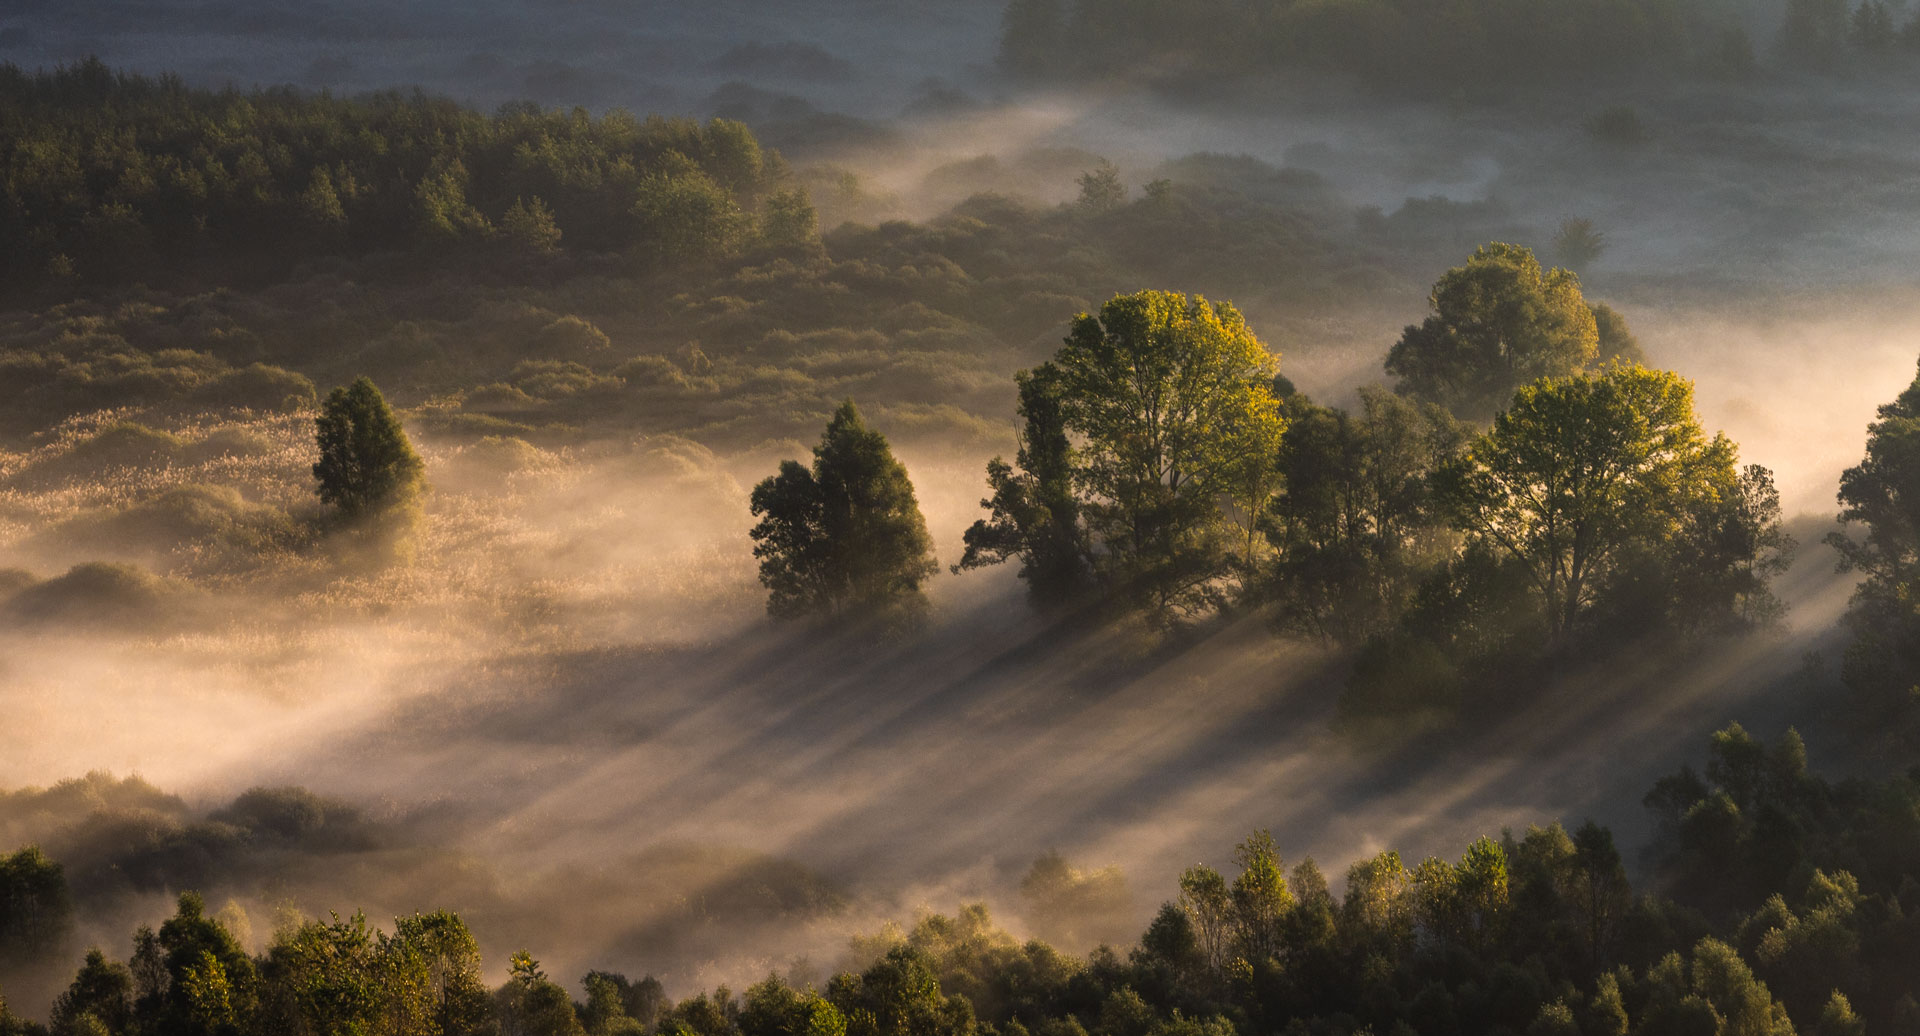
[1778,0,1920,68]
[998,0,1759,94]
[837,247,1782,716]
[2,722,1914,1035]
[0,60,814,296]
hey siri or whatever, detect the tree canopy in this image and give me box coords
[1434,364,1775,638]
[749,401,938,627]
[960,291,1287,624]
[1827,358,1920,748]
[1386,242,1602,420]
[312,376,426,527]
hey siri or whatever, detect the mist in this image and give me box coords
[3,0,1919,1029]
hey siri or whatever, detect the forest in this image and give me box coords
[1,3,1919,1033]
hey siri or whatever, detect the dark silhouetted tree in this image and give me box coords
[750,402,938,626]
[955,364,1093,608]
[1826,358,1920,744]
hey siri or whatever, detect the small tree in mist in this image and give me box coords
[749,401,938,628]
[1076,161,1127,214]
[1551,217,1606,273]
[0,846,72,966]
[313,376,426,535]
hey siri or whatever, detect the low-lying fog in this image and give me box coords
[4,0,1920,1009]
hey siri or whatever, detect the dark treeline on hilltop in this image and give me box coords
[1,723,1917,1035]
[0,59,814,298]
[999,0,1920,94]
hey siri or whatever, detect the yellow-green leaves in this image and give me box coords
[1051,290,1287,622]
[1438,365,1730,635]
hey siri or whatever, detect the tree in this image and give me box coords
[501,196,563,257]
[0,846,72,966]
[631,166,750,266]
[1590,302,1644,365]
[1435,365,1763,638]
[1825,358,1920,740]
[1386,243,1600,419]
[749,401,938,626]
[147,892,257,1036]
[1076,162,1126,214]
[312,376,426,525]
[1551,218,1605,272]
[954,364,1093,608]
[760,190,819,249]
[495,954,585,1036]
[53,949,134,1036]
[1050,291,1286,622]
[1260,387,1465,644]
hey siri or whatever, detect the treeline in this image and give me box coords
[999,0,1750,93]
[1,726,1915,1035]
[999,0,1920,92]
[0,60,815,296]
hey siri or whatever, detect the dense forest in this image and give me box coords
[998,0,1920,93]
[2,37,1919,1036]
[2,720,1918,1035]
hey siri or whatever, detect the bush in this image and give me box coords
[2,562,184,629]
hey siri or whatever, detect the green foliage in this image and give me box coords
[1076,163,1127,215]
[1019,852,1130,949]
[0,62,790,292]
[1259,388,1465,644]
[51,949,133,1036]
[0,846,72,965]
[1550,218,1606,272]
[749,401,938,626]
[1386,243,1599,420]
[1045,291,1286,623]
[1436,365,1769,637]
[312,376,426,526]
[1825,358,1920,746]
[501,197,564,258]
[955,365,1093,608]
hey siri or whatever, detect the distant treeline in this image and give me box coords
[1,725,1916,1035]
[999,0,1920,92]
[0,60,814,296]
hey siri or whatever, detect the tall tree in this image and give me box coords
[1050,290,1287,622]
[312,376,426,525]
[1826,358,1920,742]
[750,402,938,626]
[1260,387,1466,644]
[954,364,1093,608]
[1386,243,1600,420]
[1435,365,1760,637]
